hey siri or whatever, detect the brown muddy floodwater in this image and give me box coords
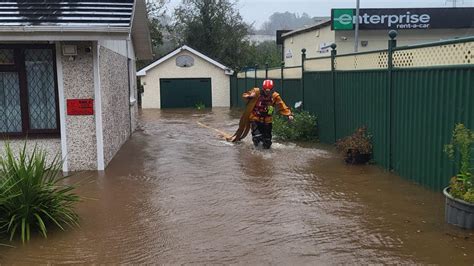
[1,108,474,264]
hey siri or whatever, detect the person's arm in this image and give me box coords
[273,93,294,120]
[242,88,258,100]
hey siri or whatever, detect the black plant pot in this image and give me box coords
[345,149,371,164]
[444,187,474,229]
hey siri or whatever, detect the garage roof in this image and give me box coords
[137,45,234,77]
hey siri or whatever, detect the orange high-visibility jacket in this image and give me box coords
[242,88,292,123]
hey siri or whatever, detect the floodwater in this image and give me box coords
[1,108,474,264]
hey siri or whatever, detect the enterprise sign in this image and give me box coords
[331,8,474,30]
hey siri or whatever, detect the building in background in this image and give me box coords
[138,45,234,109]
[0,0,152,171]
[282,8,474,66]
[247,34,276,44]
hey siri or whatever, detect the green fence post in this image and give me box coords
[301,48,306,109]
[254,64,258,87]
[265,62,269,79]
[330,43,337,142]
[234,73,238,107]
[230,73,234,107]
[281,61,285,98]
[244,67,248,90]
[388,30,398,170]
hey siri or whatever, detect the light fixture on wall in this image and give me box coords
[62,44,77,61]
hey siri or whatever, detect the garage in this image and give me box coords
[160,78,211,108]
[137,45,234,109]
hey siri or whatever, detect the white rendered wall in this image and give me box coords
[141,50,231,109]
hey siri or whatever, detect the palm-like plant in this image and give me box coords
[0,143,80,243]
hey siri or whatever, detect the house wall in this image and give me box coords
[61,41,98,171]
[283,26,335,67]
[141,50,230,109]
[99,39,138,131]
[284,26,474,66]
[0,41,137,171]
[99,46,132,166]
[98,40,136,59]
[334,28,474,55]
[0,139,61,165]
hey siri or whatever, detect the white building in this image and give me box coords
[282,8,474,66]
[138,45,234,109]
[0,0,152,171]
[247,34,276,44]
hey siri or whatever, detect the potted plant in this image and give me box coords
[336,126,373,164]
[443,124,474,229]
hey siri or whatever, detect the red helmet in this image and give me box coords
[262,79,274,91]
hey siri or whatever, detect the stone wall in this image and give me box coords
[99,46,131,166]
[61,42,97,171]
[0,139,61,165]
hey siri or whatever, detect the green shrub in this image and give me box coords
[444,124,474,203]
[195,102,206,110]
[0,143,80,243]
[336,126,373,155]
[273,110,318,141]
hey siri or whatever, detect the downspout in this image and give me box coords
[126,38,133,137]
[94,42,105,171]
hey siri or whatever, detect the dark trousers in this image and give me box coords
[251,122,272,149]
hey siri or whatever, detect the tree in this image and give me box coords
[243,41,281,68]
[258,12,320,35]
[137,0,168,70]
[171,0,251,70]
[147,0,168,53]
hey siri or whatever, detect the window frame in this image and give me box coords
[0,44,60,138]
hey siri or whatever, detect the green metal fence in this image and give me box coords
[303,71,334,143]
[392,67,474,189]
[334,70,390,168]
[233,35,474,190]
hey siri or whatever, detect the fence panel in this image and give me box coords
[392,67,474,190]
[246,77,255,92]
[236,78,247,108]
[335,70,390,168]
[268,68,282,79]
[305,57,331,72]
[230,75,238,107]
[281,79,302,111]
[304,71,335,143]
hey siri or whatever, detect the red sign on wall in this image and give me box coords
[67,99,94,116]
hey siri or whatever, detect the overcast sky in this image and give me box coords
[165,0,474,28]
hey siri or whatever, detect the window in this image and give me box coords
[0,49,14,65]
[0,45,59,137]
[176,55,194,67]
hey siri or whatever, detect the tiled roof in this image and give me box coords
[0,0,134,27]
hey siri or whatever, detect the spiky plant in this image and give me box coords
[0,143,80,243]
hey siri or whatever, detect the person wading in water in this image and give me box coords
[228,79,293,148]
